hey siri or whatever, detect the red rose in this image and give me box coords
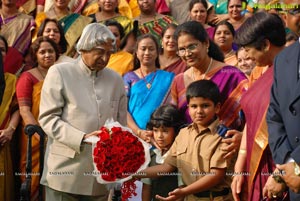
[111,134,122,146]
[111,126,122,133]
[93,125,147,200]
[99,131,110,141]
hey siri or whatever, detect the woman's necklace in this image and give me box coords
[192,58,213,80]
[37,67,47,79]
[140,68,156,89]
[225,49,234,58]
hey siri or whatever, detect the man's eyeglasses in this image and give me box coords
[287,8,300,16]
[177,43,199,57]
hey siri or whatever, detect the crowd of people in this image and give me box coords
[1,0,300,200]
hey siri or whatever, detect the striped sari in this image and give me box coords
[138,15,177,44]
[0,13,35,55]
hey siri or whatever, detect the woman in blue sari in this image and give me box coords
[123,34,174,142]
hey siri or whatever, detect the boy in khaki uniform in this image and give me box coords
[138,80,232,201]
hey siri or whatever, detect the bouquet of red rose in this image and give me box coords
[89,119,150,200]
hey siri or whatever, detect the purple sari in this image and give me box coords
[171,65,247,127]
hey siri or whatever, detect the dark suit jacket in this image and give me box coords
[267,41,300,199]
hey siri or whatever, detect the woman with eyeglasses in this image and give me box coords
[282,7,300,37]
[171,20,247,157]
[232,12,288,201]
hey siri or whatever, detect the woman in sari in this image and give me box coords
[0,35,20,201]
[0,0,35,56]
[123,34,174,143]
[34,0,92,57]
[171,21,247,161]
[36,18,74,63]
[231,12,288,201]
[189,0,215,39]
[105,20,133,76]
[172,21,246,129]
[135,0,177,44]
[0,33,27,76]
[214,20,238,66]
[159,23,187,75]
[227,0,248,31]
[88,0,133,36]
[16,37,59,201]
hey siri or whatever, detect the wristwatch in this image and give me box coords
[272,174,285,184]
[294,162,300,176]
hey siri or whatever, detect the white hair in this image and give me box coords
[76,23,116,53]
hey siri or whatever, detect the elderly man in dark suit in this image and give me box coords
[267,32,300,200]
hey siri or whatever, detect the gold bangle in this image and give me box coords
[9,124,16,131]
[137,129,142,137]
[239,149,246,155]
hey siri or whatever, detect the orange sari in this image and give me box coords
[19,80,43,201]
[224,50,238,67]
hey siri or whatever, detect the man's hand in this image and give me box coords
[263,174,286,199]
[277,163,300,193]
[83,131,101,145]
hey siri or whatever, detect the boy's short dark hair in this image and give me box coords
[186,80,220,105]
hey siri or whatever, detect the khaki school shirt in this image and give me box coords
[164,119,231,192]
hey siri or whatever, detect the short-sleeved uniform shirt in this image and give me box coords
[164,119,232,200]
